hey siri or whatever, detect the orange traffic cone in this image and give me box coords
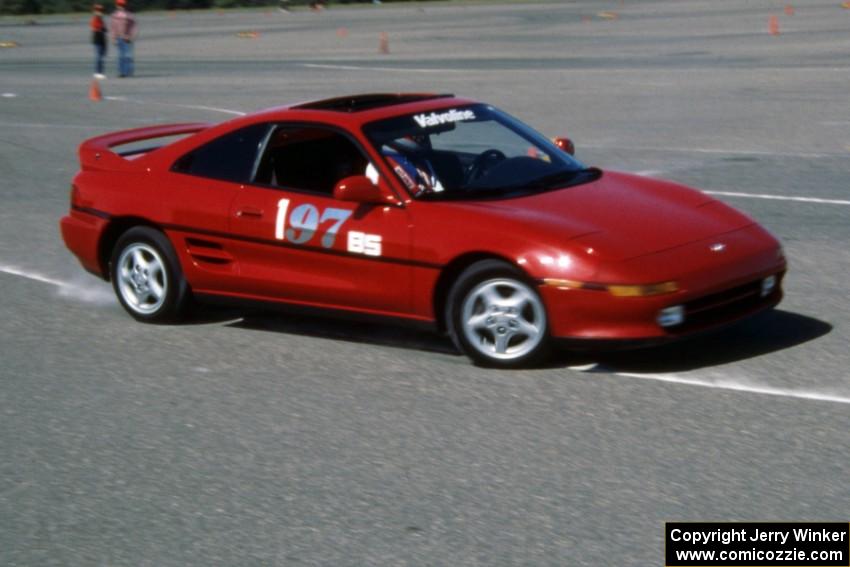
[784,5,795,15]
[378,32,389,54]
[89,79,102,102]
[768,15,780,35]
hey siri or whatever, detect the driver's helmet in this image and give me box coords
[381,139,444,196]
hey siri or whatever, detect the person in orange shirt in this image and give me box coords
[90,4,107,79]
[110,0,137,78]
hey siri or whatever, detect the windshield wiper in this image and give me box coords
[418,186,507,200]
[469,168,599,196]
[527,167,600,190]
[418,168,601,201]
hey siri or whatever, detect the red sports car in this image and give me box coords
[61,93,786,367]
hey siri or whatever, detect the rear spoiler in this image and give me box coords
[78,122,211,171]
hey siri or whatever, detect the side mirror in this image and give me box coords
[553,137,575,156]
[333,175,386,204]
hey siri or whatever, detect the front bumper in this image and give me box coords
[541,274,783,340]
[540,227,786,340]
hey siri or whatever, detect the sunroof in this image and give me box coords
[293,93,454,113]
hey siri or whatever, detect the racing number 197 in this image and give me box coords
[275,198,382,256]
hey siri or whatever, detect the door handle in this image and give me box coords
[236,207,263,219]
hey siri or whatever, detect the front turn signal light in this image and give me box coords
[543,279,678,296]
[542,278,586,290]
[607,281,679,297]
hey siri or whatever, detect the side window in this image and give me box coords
[173,123,269,183]
[254,126,370,195]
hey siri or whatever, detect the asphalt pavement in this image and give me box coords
[1,0,849,564]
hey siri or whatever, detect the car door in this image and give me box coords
[227,124,414,317]
[164,123,271,294]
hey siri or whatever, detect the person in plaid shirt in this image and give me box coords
[110,0,137,78]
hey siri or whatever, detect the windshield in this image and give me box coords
[362,104,598,200]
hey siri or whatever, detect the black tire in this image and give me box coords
[446,259,551,368]
[110,226,190,323]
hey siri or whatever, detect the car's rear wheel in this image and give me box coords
[111,227,189,323]
[447,260,551,368]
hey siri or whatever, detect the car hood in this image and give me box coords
[457,170,755,263]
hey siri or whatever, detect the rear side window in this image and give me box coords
[254,126,370,195]
[173,123,269,183]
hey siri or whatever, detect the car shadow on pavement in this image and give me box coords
[551,309,832,373]
[180,304,250,325]
[224,310,459,355]
[204,306,830,370]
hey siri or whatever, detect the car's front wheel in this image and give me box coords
[110,226,189,323]
[447,260,551,368]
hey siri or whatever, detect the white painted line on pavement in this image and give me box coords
[301,63,465,74]
[2,93,18,98]
[704,190,850,206]
[565,363,599,371]
[0,265,113,304]
[635,172,850,206]
[582,143,838,159]
[614,371,850,405]
[171,103,245,116]
[1,265,67,287]
[0,121,97,129]
[105,95,245,116]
